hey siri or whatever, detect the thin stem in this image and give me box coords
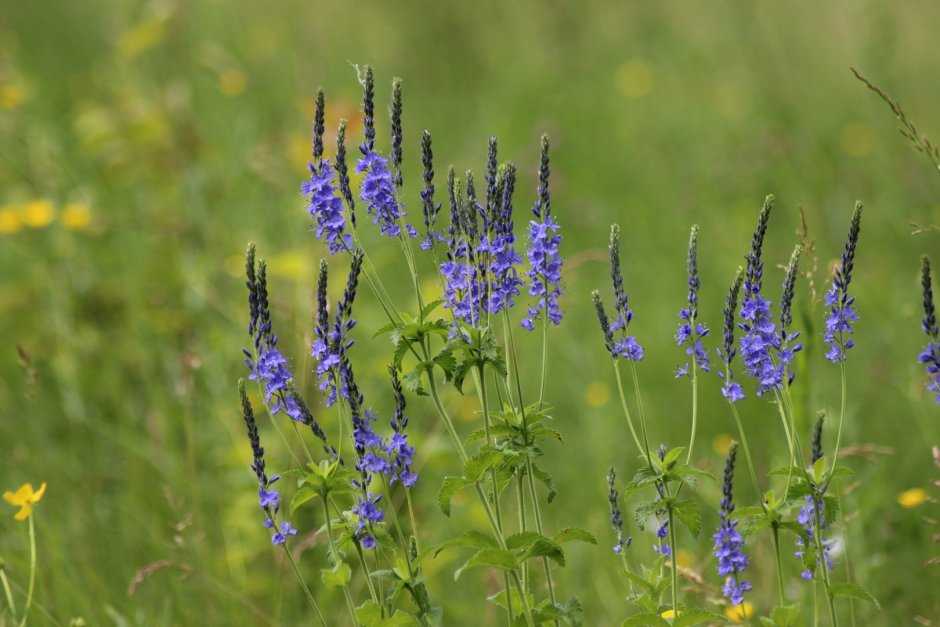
[322,499,358,625]
[282,545,328,627]
[538,301,548,408]
[812,497,839,627]
[728,402,766,514]
[0,563,16,620]
[686,362,699,464]
[825,365,848,491]
[666,504,680,615]
[517,473,528,590]
[405,490,421,555]
[628,362,654,465]
[510,572,537,627]
[612,360,645,461]
[354,541,380,605]
[772,526,787,607]
[18,516,37,627]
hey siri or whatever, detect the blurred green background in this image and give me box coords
[1,0,939,624]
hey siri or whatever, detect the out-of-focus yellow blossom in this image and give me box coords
[713,433,733,456]
[616,59,653,100]
[897,487,928,508]
[117,19,167,59]
[290,135,313,175]
[840,123,875,157]
[268,249,308,281]
[0,84,25,110]
[219,69,247,97]
[20,199,55,228]
[4,482,46,521]
[61,203,92,230]
[675,549,694,569]
[660,609,679,619]
[724,601,754,622]
[0,206,21,234]
[585,381,610,407]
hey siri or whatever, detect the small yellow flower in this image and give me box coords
[616,58,654,100]
[675,549,694,569]
[117,19,166,59]
[61,203,92,230]
[660,608,679,618]
[4,482,46,521]
[219,69,247,97]
[0,84,25,110]
[0,206,21,234]
[724,601,754,622]
[20,199,55,228]
[897,487,928,508]
[584,381,610,407]
[713,433,733,456]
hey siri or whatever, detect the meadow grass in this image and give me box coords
[1,1,939,623]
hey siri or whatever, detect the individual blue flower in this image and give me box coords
[522,135,564,330]
[271,521,298,546]
[353,492,384,549]
[676,225,712,377]
[824,203,862,363]
[607,469,631,555]
[713,443,752,606]
[919,256,940,402]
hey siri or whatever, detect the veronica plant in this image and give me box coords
[919,256,940,401]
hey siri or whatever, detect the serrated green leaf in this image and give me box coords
[673,499,702,538]
[437,476,472,516]
[662,446,685,467]
[813,457,827,485]
[320,561,351,590]
[770,603,801,626]
[552,527,597,545]
[634,499,662,530]
[454,548,517,579]
[826,466,854,481]
[355,600,420,627]
[464,445,505,482]
[519,537,566,567]
[505,531,545,551]
[622,569,655,595]
[419,299,444,321]
[372,322,399,339]
[530,463,558,503]
[830,583,880,610]
[402,364,430,396]
[290,485,321,514]
[487,588,535,612]
[432,530,498,557]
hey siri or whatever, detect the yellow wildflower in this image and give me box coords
[660,609,679,618]
[584,381,610,407]
[4,482,46,521]
[897,487,928,508]
[61,203,92,230]
[20,199,55,228]
[0,206,21,234]
[0,84,25,110]
[713,433,733,456]
[616,59,653,100]
[724,601,754,622]
[117,19,166,59]
[219,69,247,97]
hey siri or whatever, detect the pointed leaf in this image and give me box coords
[438,476,472,516]
[830,583,880,610]
[621,614,670,627]
[552,528,597,545]
[464,445,505,482]
[320,561,352,590]
[673,499,702,538]
[433,530,498,557]
[454,548,517,579]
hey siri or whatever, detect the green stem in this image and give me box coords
[17,516,37,627]
[686,362,698,464]
[666,504,680,615]
[322,499,359,625]
[517,473,528,590]
[354,541,380,605]
[824,365,848,491]
[538,301,548,408]
[1,560,16,621]
[728,402,765,514]
[772,525,787,607]
[282,544,328,627]
[628,362,654,465]
[812,496,838,626]
[612,360,646,462]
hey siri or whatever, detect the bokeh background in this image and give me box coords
[2,0,939,624]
